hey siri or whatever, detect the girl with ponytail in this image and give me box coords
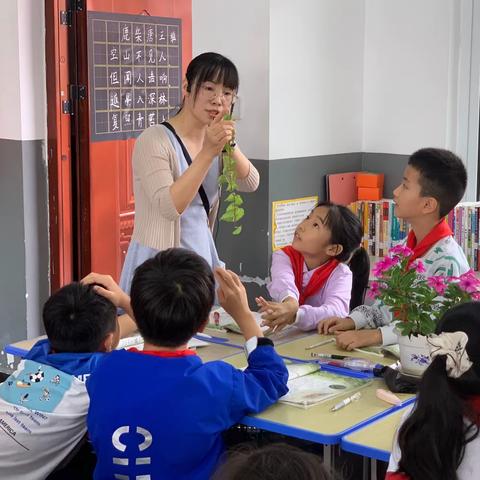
[257,202,369,332]
[387,301,480,480]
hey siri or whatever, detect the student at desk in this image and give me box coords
[387,302,480,480]
[257,202,369,332]
[0,282,138,480]
[85,248,288,480]
[318,148,470,349]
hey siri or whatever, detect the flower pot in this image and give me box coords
[397,332,431,377]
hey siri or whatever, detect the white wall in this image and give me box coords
[192,0,270,159]
[269,0,365,159]
[362,0,457,153]
[0,2,22,139]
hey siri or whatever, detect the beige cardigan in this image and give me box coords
[131,125,260,250]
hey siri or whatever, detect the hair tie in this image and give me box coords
[427,331,472,379]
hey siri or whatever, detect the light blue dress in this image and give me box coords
[119,125,223,294]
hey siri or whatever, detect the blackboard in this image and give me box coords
[87,11,182,142]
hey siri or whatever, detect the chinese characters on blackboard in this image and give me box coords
[88,12,181,141]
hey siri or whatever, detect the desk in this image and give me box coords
[341,406,408,462]
[5,335,241,363]
[275,334,397,369]
[223,352,414,470]
[341,405,411,480]
[202,325,310,348]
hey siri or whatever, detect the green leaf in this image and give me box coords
[220,211,236,222]
[225,193,243,205]
[232,225,242,235]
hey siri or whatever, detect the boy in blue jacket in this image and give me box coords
[85,248,289,480]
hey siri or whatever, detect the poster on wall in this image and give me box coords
[87,11,182,142]
[272,196,318,251]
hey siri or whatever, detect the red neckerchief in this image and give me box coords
[281,246,339,305]
[405,219,453,267]
[466,395,480,425]
[128,347,197,357]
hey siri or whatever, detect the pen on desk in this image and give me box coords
[310,353,349,360]
[305,338,335,350]
[330,392,362,412]
[352,347,384,358]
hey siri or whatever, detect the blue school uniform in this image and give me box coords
[86,342,288,480]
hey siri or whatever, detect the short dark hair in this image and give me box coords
[186,52,239,99]
[212,443,335,480]
[130,248,215,347]
[43,282,117,353]
[408,148,467,218]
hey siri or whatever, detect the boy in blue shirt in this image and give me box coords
[0,282,137,480]
[85,248,289,480]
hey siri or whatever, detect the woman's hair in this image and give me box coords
[212,443,334,480]
[316,201,370,309]
[397,301,480,480]
[185,51,239,100]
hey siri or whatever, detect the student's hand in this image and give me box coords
[255,296,298,332]
[215,268,262,339]
[81,273,131,312]
[202,110,235,157]
[335,329,382,350]
[317,316,355,335]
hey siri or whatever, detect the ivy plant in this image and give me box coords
[218,115,244,235]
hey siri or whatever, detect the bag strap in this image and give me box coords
[162,122,210,218]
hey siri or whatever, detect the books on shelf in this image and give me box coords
[348,200,408,258]
[349,199,480,271]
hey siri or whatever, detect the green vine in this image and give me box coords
[218,115,244,235]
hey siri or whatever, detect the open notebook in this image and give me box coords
[280,363,371,408]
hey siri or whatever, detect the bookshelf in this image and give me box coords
[349,200,480,272]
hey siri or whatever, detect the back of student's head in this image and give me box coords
[397,301,480,480]
[408,148,467,218]
[130,248,215,347]
[212,443,334,480]
[43,282,117,353]
[316,201,370,309]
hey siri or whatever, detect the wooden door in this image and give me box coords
[74,0,191,280]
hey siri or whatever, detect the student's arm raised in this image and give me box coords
[81,273,137,339]
[214,268,263,340]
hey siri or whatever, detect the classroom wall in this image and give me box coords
[193,0,478,301]
[362,0,457,153]
[269,0,365,159]
[0,0,49,351]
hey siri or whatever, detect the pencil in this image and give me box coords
[352,347,384,358]
[305,338,335,350]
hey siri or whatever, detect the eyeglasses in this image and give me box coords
[199,83,236,104]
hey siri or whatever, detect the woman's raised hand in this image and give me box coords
[202,110,235,157]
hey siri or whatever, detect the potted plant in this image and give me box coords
[369,245,480,376]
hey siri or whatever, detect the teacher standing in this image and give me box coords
[120,52,259,293]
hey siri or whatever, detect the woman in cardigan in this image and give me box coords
[120,52,259,293]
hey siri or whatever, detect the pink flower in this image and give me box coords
[427,276,447,295]
[389,245,414,257]
[372,256,399,277]
[368,281,383,299]
[458,272,480,293]
[471,292,480,301]
[409,260,426,274]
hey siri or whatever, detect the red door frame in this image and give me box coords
[45,0,192,286]
[45,0,74,291]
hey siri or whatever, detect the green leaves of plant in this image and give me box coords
[218,132,245,235]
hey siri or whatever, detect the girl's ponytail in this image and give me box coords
[347,247,370,309]
[397,356,468,480]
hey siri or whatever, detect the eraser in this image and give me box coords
[376,388,402,405]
